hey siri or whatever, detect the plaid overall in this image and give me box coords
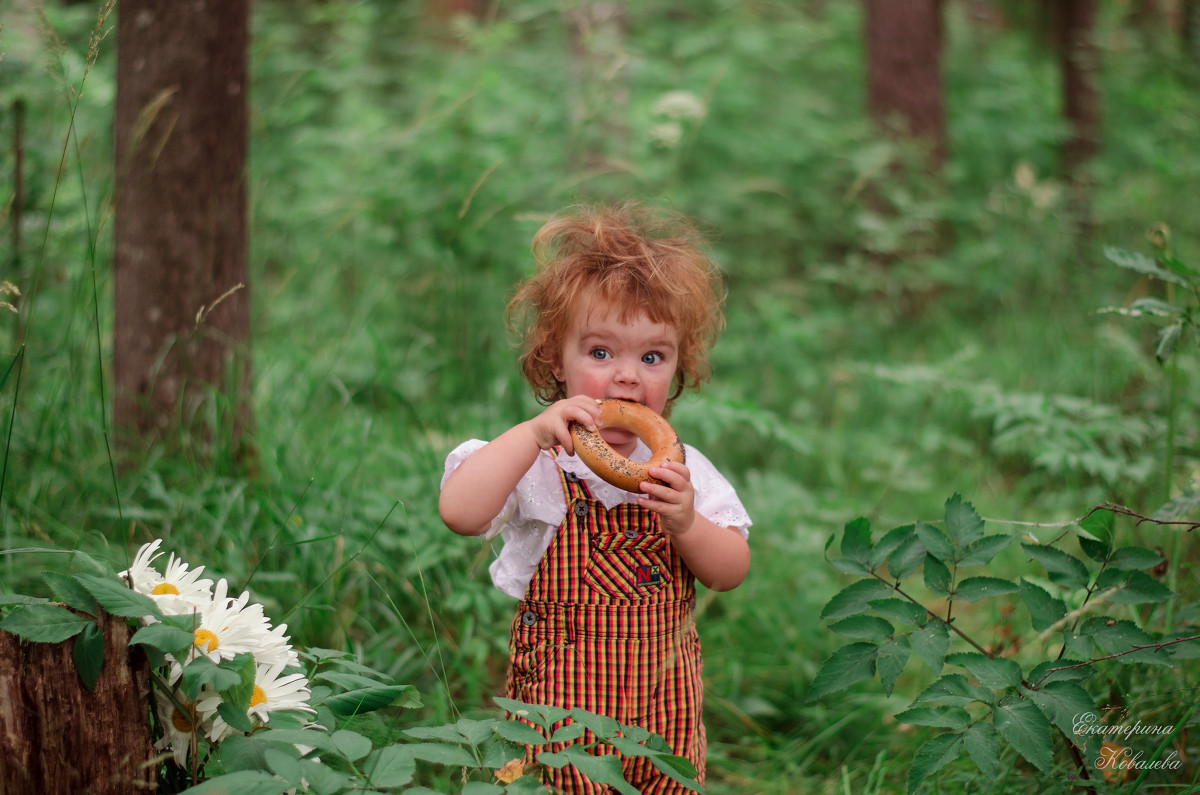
[505,454,705,794]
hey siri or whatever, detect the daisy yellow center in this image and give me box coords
[171,707,194,733]
[250,685,267,707]
[194,629,219,652]
[151,582,180,595]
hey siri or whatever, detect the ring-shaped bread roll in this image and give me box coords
[569,398,685,492]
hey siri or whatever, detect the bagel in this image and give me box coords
[569,398,685,492]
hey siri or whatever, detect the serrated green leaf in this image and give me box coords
[806,642,877,702]
[263,746,303,786]
[364,745,417,788]
[222,652,257,711]
[877,635,911,696]
[178,770,289,794]
[331,729,372,762]
[550,722,587,743]
[570,707,621,740]
[961,722,1000,779]
[218,699,254,734]
[218,732,272,773]
[0,605,94,643]
[323,684,420,716]
[841,517,873,567]
[244,728,338,754]
[894,706,972,730]
[994,692,1053,773]
[404,724,467,743]
[1107,546,1165,571]
[73,620,104,691]
[888,533,927,581]
[829,558,872,576]
[829,615,895,642]
[72,574,162,621]
[456,717,498,747]
[494,720,549,746]
[945,652,1022,689]
[1104,246,1188,286]
[1027,659,1090,685]
[1079,509,1114,544]
[494,697,571,731]
[1077,618,1171,665]
[1025,681,1096,740]
[944,494,985,548]
[396,742,477,766]
[869,597,928,627]
[915,522,955,563]
[923,555,951,595]
[820,579,894,621]
[130,622,196,656]
[647,752,703,792]
[1152,490,1200,521]
[913,673,995,707]
[1020,543,1089,590]
[42,572,97,616]
[910,619,950,675]
[462,783,506,795]
[537,747,639,795]
[1104,571,1174,604]
[1019,579,1066,632]
[952,576,1019,603]
[906,732,964,795]
[957,534,1013,567]
[181,655,241,698]
[871,524,916,569]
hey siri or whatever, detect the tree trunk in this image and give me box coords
[1054,0,1101,233]
[113,0,252,456]
[0,610,155,794]
[864,0,947,169]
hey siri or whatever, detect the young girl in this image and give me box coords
[439,203,751,794]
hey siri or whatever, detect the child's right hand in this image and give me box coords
[525,396,603,456]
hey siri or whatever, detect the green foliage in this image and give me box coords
[812,496,1198,792]
[4,1,1200,792]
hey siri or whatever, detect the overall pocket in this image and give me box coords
[583,529,673,600]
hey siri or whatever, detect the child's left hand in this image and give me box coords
[639,461,696,536]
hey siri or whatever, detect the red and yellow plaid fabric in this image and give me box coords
[505,456,704,794]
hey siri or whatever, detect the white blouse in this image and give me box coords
[442,439,752,599]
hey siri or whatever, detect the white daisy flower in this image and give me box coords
[186,579,273,664]
[199,660,314,740]
[120,540,167,593]
[252,622,301,669]
[153,686,198,767]
[150,551,215,615]
[248,660,316,723]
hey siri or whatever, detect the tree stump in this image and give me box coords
[0,608,156,793]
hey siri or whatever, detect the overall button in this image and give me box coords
[573,502,588,519]
[565,471,580,483]
[520,610,538,627]
[623,529,641,540]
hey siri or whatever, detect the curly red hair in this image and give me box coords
[507,203,726,409]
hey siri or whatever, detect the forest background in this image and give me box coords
[2,0,1199,792]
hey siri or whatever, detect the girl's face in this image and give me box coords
[554,301,680,455]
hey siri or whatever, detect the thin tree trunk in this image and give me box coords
[0,610,155,794]
[1055,0,1100,234]
[864,0,947,169]
[113,0,252,456]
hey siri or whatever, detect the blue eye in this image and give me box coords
[642,352,663,365]
[590,348,610,360]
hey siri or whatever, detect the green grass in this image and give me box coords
[3,1,1200,791]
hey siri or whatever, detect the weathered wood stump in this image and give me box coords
[0,608,157,793]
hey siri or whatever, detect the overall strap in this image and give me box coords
[549,446,593,504]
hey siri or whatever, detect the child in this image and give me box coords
[439,203,751,794]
